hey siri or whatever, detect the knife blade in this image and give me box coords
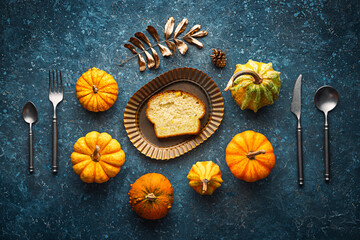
[291,75,302,122]
[291,74,304,185]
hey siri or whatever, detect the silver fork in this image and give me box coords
[49,70,63,173]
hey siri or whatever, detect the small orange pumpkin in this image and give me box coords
[76,67,118,112]
[71,131,125,183]
[187,161,223,195]
[128,173,174,220]
[226,130,275,182]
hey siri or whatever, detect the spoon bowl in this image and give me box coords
[314,85,339,182]
[315,86,339,114]
[22,101,38,173]
[23,102,38,125]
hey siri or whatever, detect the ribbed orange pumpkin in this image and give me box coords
[226,130,275,182]
[128,173,174,220]
[71,131,125,183]
[76,67,118,112]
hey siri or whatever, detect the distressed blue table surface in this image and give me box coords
[1,0,359,239]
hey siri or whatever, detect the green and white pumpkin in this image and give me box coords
[225,60,281,112]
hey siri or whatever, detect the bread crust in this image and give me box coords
[146,90,205,138]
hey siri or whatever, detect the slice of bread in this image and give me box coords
[146,90,205,138]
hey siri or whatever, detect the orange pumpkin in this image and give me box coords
[226,130,275,182]
[128,173,173,220]
[71,131,125,183]
[187,161,223,195]
[76,67,118,112]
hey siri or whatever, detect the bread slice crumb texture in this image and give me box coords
[146,91,205,138]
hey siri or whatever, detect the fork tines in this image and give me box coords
[49,70,63,93]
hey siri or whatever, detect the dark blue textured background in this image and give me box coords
[1,0,359,239]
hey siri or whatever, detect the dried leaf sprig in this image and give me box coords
[119,17,208,71]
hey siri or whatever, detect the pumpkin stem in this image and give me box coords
[246,150,266,159]
[91,145,101,162]
[145,193,157,202]
[224,70,263,91]
[92,85,99,93]
[201,179,209,193]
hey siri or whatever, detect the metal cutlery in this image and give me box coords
[22,101,38,173]
[291,74,304,186]
[48,70,63,173]
[314,86,339,182]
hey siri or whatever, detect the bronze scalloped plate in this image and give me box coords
[124,68,224,160]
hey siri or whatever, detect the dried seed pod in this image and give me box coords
[135,32,151,46]
[129,37,155,69]
[158,44,173,57]
[135,32,160,69]
[166,40,176,53]
[164,17,175,40]
[183,35,203,48]
[146,26,160,42]
[174,18,188,38]
[174,39,188,55]
[146,26,172,57]
[124,43,146,71]
[191,31,208,38]
[150,49,160,69]
[185,24,201,36]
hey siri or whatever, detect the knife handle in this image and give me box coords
[297,127,304,185]
[324,125,330,182]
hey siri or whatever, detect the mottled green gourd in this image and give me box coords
[225,60,281,112]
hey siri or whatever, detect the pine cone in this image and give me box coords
[210,48,226,68]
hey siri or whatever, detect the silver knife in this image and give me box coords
[291,74,304,186]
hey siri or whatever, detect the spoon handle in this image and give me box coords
[297,127,304,185]
[324,125,330,181]
[29,132,34,173]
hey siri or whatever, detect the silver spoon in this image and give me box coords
[314,86,339,182]
[22,101,38,173]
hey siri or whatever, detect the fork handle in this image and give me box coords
[52,118,58,173]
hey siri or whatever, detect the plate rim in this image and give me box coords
[123,67,224,160]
